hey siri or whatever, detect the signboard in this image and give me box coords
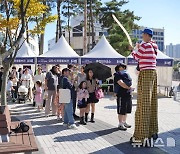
[157,59,173,67]
[81,58,125,65]
[14,57,35,64]
[127,58,138,65]
[37,57,79,64]
[127,58,173,67]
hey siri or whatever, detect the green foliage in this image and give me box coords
[99,0,141,56]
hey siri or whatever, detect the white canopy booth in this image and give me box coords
[127,50,174,93]
[38,35,80,71]
[14,40,37,73]
[81,35,126,75]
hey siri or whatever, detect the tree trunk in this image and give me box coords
[38,1,46,54]
[89,0,95,48]
[56,0,61,42]
[83,0,87,55]
[57,0,62,39]
[39,33,44,55]
[0,66,9,106]
[68,0,71,44]
[26,22,29,43]
[56,19,59,42]
[88,15,91,51]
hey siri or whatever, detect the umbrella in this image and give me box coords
[84,63,112,81]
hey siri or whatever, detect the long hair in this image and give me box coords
[78,81,87,89]
[36,81,42,87]
[50,66,57,75]
[86,69,95,80]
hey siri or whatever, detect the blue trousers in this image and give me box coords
[64,99,75,125]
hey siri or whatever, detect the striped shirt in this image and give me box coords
[132,40,158,71]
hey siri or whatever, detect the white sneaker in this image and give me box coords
[63,123,68,127]
[118,123,127,131]
[68,124,78,129]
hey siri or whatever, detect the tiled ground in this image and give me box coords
[8,93,180,154]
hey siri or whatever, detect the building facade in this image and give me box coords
[0,31,38,55]
[165,43,180,58]
[48,16,165,55]
[132,26,165,51]
[48,15,108,56]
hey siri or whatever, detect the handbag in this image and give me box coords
[11,122,29,133]
[43,91,48,100]
[59,77,71,103]
[95,88,104,99]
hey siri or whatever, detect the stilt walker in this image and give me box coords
[112,15,159,144]
[131,28,159,143]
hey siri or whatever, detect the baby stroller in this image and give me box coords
[18,85,28,104]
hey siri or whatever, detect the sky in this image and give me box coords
[44,0,180,52]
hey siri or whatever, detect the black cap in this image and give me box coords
[119,63,127,69]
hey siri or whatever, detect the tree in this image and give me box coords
[0,0,56,105]
[84,0,87,54]
[62,0,75,44]
[32,0,57,55]
[99,0,140,56]
[87,0,102,49]
[62,0,81,44]
[56,0,63,42]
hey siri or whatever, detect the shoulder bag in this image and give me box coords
[59,77,71,103]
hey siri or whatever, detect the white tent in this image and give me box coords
[38,35,79,65]
[16,40,37,57]
[127,50,173,89]
[14,40,37,64]
[81,35,125,65]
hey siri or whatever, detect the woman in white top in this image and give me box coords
[34,67,45,87]
[21,68,33,101]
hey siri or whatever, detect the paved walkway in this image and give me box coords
[8,94,180,154]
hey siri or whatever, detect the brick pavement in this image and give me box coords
[8,94,180,154]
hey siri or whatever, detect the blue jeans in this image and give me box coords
[64,99,75,125]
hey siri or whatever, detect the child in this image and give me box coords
[7,76,15,102]
[35,81,43,111]
[77,81,89,125]
[114,63,134,96]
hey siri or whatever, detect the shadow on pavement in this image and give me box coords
[90,142,167,154]
[104,103,137,110]
[33,124,66,136]
[32,119,62,126]
[54,127,119,143]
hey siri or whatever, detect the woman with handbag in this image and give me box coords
[85,69,99,123]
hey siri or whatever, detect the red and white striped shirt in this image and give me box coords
[132,40,158,71]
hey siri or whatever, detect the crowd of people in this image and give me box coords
[1,64,105,129]
[0,62,135,131]
[43,64,101,129]
[1,28,174,145]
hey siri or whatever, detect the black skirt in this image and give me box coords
[77,98,87,108]
[87,92,99,104]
